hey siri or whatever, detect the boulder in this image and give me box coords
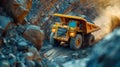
[2,0,32,23]
[23,25,44,50]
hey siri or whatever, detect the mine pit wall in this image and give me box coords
[26,0,98,40]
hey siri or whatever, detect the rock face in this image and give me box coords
[7,0,32,22]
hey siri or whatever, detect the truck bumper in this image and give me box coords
[54,36,69,42]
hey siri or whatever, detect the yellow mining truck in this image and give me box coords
[50,13,100,50]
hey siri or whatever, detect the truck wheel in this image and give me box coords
[50,33,58,46]
[70,34,82,50]
[87,34,95,46]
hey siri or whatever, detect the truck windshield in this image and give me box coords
[68,21,77,28]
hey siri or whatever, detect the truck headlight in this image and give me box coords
[52,28,56,33]
[51,24,57,33]
[70,32,76,37]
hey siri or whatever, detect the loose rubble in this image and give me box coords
[0,24,44,67]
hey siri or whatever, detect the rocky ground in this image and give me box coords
[41,44,92,60]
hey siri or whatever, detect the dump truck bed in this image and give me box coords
[54,13,100,34]
[85,22,100,34]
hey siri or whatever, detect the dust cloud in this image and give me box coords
[92,0,120,41]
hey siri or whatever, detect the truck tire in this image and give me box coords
[87,34,95,46]
[50,33,58,46]
[70,34,83,50]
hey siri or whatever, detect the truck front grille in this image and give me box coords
[57,27,67,37]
